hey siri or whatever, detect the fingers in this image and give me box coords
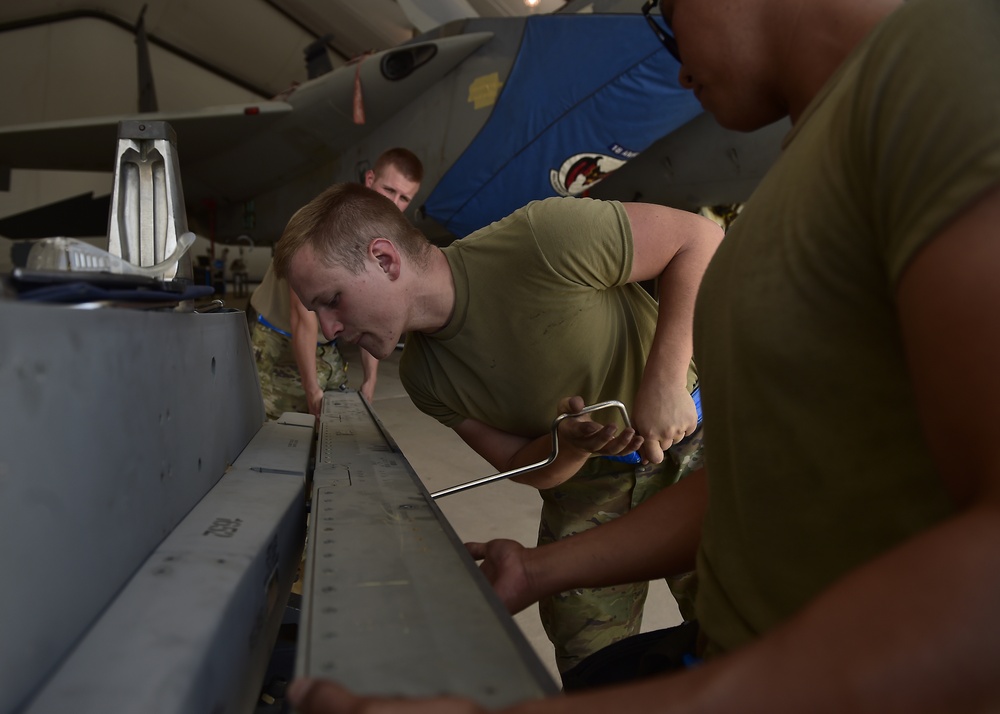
[640,439,666,465]
[565,422,614,451]
[638,425,691,464]
[465,541,485,560]
[638,429,687,464]
[561,418,645,456]
[576,421,607,440]
[289,679,479,714]
[598,427,642,456]
[557,394,696,462]
[288,678,358,714]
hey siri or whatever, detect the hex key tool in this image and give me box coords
[430,400,634,499]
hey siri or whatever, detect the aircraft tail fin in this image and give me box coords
[135,5,158,113]
[305,35,335,79]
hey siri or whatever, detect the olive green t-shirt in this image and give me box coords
[401,197,697,449]
[693,0,1000,655]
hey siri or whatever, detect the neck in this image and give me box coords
[781,0,901,123]
[406,246,455,334]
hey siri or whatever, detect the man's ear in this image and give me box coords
[364,170,375,188]
[369,238,401,280]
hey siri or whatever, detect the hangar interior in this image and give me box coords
[0,0,572,273]
[0,1,694,711]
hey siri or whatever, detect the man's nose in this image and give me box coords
[678,66,694,89]
[319,314,343,342]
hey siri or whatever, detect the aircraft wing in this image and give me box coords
[0,103,293,174]
[0,31,494,206]
[184,31,495,203]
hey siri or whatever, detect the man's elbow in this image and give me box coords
[699,216,725,248]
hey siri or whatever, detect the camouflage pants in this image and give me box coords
[251,322,347,420]
[538,431,704,674]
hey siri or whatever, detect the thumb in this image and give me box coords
[557,395,585,414]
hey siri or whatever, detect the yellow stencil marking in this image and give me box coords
[468,73,504,110]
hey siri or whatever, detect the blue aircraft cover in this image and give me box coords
[423,14,703,238]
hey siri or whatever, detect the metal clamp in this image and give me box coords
[430,400,633,499]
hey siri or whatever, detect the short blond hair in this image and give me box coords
[374,147,423,184]
[273,183,430,279]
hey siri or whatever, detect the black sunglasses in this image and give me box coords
[641,0,681,63]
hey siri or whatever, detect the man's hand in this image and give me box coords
[631,384,698,464]
[307,384,325,417]
[360,377,376,403]
[290,286,325,418]
[555,396,644,459]
[288,678,486,714]
[359,348,379,403]
[465,538,538,614]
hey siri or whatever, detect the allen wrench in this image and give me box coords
[430,400,634,499]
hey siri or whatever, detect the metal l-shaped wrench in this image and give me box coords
[430,400,634,499]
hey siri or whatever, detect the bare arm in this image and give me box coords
[289,286,324,417]
[358,348,379,403]
[623,203,722,464]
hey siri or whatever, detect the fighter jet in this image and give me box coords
[0,7,788,246]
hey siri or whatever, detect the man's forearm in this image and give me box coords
[359,348,379,400]
[507,430,590,489]
[291,321,320,394]
[288,289,323,413]
[644,233,717,390]
[525,469,707,593]
[625,206,720,393]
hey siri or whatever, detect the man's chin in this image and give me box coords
[358,339,389,360]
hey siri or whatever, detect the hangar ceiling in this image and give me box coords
[0,0,568,112]
[0,0,567,239]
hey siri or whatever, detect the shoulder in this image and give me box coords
[856,0,998,115]
[520,197,629,258]
[847,0,1000,280]
[451,197,627,260]
[523,196,626,228]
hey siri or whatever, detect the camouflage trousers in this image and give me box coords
[251,322,348,420]
[538,430,705,675]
